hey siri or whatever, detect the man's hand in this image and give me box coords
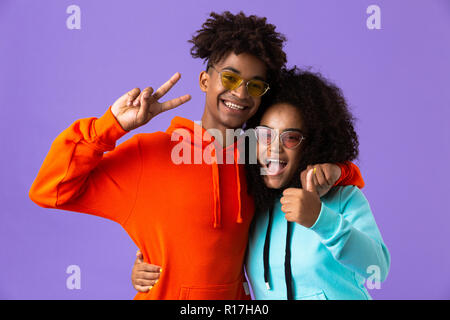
[111,72,191,131]
[281,169,322,228]
[131,250,162,293]
[300,163,341,197]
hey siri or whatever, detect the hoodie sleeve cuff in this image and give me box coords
[334,162,365,189]
[309,203,342,239]
[93,106,129,148]
[333,162,350,186]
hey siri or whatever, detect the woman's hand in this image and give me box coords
[111,72,191,131]
[281,169,322,228]
[131,250,162,293]
[300,163,341,197]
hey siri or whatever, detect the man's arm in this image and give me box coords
[29,74,191,225]
[29,106,141,225]
[301,161,364,198]
[334,161,365,189]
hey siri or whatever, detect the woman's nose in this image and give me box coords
[267,136,283,157]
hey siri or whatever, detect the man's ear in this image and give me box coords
[199,70,209,93]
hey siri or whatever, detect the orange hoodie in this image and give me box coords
[29,106,364,300]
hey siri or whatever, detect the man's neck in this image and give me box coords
[201,113,239,148]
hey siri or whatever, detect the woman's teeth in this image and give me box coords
[224,101,246,110]
[266,159,287,165]
[265,159,287,175]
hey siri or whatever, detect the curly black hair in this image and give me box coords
[189,11,287,82]
[244,66,360,214]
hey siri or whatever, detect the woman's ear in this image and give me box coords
[199,70,209,93]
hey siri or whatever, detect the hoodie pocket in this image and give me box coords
[178,279,244,300]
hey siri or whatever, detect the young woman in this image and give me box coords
[243,67,390,300]
[130,67,388,299]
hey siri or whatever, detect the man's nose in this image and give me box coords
[231,82,250,100]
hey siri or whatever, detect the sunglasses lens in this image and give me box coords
[221,71,241,90]
[247,80,269,97]
[281,132,303,149]
[220,71,269,97]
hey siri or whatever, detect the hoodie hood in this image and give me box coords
[166,116,244,229]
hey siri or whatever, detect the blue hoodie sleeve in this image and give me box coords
[309,186,391,282]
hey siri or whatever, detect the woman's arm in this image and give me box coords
[310,186,391,281]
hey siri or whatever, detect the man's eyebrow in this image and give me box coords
[221,67,266,81]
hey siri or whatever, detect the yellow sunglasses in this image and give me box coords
[209,66,270,98]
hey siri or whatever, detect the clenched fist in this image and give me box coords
[300,163,341,198]
[111,72,191,131]
[281,168,322,228]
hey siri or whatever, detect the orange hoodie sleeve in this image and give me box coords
[29,106,142,225]
[333,161,365,189]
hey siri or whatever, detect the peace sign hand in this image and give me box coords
[111,72,191,132]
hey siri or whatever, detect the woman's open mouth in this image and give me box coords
[263,158,288,176]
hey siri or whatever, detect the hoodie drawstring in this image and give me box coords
[263,203,294,299]
[166,116,243,229]
[235,146,243,224]
[284,221,294,300]
[263,204,274,290]
[210,141,243,228]
[211,152,221,228]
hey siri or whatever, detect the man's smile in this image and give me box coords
[219,96,252,113]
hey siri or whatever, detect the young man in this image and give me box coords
[29,12,362,300]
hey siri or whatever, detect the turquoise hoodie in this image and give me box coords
[246,185,390,300]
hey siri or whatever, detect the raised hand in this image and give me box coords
[300,163,341,197]
[111,72,191,131]
[281,168,322,228]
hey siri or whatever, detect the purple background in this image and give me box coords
[1,0,449,299]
